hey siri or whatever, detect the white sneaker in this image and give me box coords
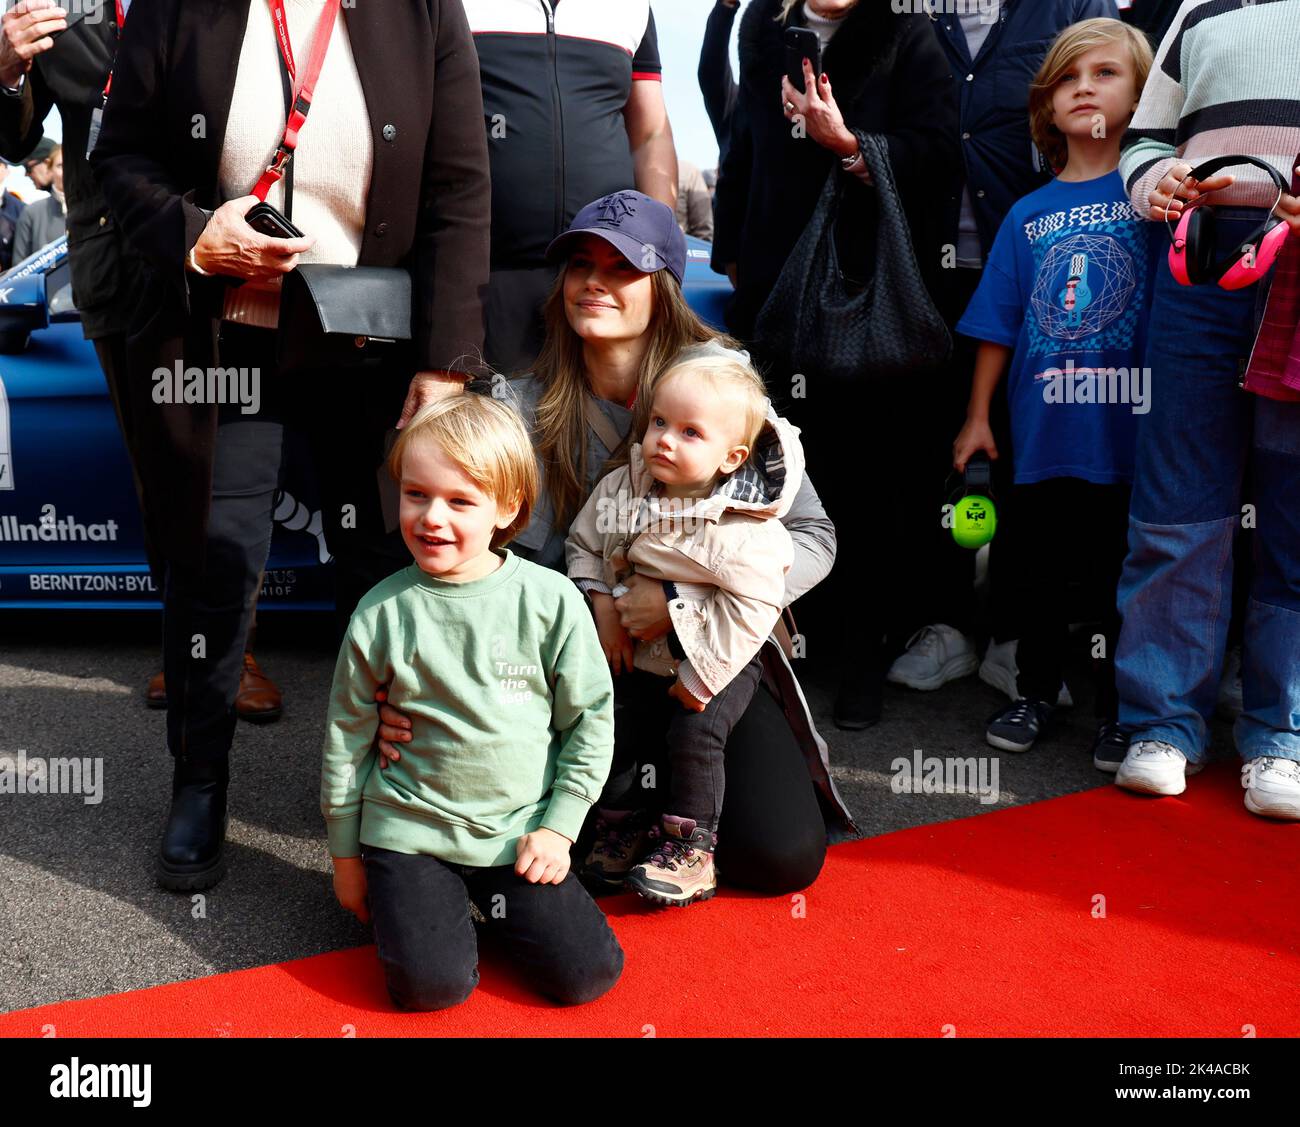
[1242,757,1300,821]
[886,624,978,690]
[1115,740,1204,797]
[1216,646,1244,720]
[978,638,1074,708]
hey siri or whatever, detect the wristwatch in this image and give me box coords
[1,73,26,98]
[840,146,864,173]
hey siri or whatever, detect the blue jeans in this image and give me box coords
[1115,213,1300,765]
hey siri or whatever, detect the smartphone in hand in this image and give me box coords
[245,202,305,240]
[783,27,821,95]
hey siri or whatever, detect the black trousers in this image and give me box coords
[361,844,623,1011]
[162,323,411,761]
[597,656,765,834]
[575,666,827,894]
[1007,478,1132,717]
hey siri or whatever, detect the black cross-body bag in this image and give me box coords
[257,0,412,374]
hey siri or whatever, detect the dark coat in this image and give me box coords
[712,0,960,345]
[0,0,146,337]
[89,0,492,572]
[0,190,23,270]
[928,0,1119,256]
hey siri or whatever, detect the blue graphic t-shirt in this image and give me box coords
[957,171,1157,485]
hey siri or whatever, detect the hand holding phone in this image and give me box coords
[783,26,820,95]
[188,195,315,281]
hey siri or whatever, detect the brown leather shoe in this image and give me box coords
[145,670,168,710]
[236,651,283,723]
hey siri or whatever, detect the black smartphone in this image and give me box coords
[783,27,821,95]
[245,201,305,240]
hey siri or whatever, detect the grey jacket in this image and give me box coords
[471,352,856,839]
[12,192,65,263]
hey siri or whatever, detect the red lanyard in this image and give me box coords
[101,0,129,99]
[252,0,341,202]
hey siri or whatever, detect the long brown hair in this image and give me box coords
[532,265,738,535]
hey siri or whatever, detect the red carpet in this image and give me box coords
[4,764,1299,1037]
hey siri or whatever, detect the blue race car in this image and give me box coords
[0,235,731,610]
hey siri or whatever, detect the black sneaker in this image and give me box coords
[985,698,1053,753]
[1091,721,1132,774]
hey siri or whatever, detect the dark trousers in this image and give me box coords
[1008,478,1132,718]
[768,266,1009,668]
[598,655,765,833]
[162,322,411,761]
[360,844,623,1010]
[578,662,826,893]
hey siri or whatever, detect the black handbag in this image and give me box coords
[754,131,950,382]
[276,263,413,373]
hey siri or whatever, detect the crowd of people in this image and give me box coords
[3,0,1298,1014]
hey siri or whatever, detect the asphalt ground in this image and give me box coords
[0,609,1236,1017]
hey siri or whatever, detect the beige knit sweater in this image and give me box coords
[219,0,374,328]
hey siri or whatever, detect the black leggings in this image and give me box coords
[576,675,827,895]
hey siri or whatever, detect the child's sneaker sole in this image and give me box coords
[624,871,718,907]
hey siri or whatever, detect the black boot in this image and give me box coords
[157,754,229,891]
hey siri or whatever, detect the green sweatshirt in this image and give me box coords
[320,550,614,867]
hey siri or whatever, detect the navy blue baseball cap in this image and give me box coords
[545,190,686,286]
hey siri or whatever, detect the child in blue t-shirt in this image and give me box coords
[952,18,1155,764]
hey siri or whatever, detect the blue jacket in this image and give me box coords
[929,0,1119,256]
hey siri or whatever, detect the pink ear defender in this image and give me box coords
[1166,155,1291,288]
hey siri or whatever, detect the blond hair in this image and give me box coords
[388,393,539,549]
[532,265,738,536]
[1029,18,1154,174]
[652,354,769,454]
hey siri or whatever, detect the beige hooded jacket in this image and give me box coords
[565,405,804,697]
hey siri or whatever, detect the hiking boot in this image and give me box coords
[1115,740,1203,797]
[985,698,1054,753]
[625,815,717,907]
[886,624,978,691]
[1091,721,1133,774]
[579,808,651,890]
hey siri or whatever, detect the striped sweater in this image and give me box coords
[1119,0,1300,214]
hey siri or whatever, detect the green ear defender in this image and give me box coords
[951,451,997,550]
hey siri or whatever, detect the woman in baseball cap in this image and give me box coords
[377,189,856,898]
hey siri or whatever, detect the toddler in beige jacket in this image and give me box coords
[566,351,803,907]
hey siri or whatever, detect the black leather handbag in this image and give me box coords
[276,262,413,373]
[754,131,950,382]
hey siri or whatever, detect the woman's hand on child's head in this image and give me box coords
[1149,161,1235,223]
[953,419,998,474]
[515,828,572,885]
[613,573,672,641]
[668,678,707,714]
[331,856,370,924]
[373,686,412,768]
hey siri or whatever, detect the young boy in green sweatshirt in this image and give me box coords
[321,394,622,1011]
